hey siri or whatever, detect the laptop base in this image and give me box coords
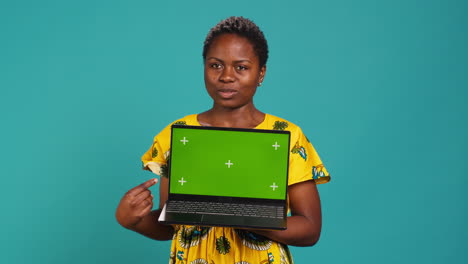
[159,204,287,230]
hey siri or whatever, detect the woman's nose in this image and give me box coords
[219,67,235,82]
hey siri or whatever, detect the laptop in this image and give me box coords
[158,124,290,230]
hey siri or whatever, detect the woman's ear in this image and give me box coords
[258,65,267,84]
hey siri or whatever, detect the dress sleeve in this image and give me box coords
[141,125,172,177]
[288,127,330,186]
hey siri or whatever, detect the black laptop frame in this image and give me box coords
[164,124,291,229]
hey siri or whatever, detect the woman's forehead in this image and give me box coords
[206,34,258,61]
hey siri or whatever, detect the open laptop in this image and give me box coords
[158,124,290,230]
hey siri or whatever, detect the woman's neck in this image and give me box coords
[198,104,265,129]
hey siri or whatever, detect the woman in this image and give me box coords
[116,16,330,264]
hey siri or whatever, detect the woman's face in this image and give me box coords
[204,33,266,109]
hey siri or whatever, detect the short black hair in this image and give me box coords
[203,16,269,68]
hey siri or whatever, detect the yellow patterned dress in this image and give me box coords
[142,114,330,264]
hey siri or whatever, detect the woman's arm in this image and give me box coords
[251,180,322,247]
[115,177,174,240]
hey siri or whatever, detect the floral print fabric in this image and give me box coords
[142,114,330,263]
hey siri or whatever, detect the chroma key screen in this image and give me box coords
[169,126,290,200]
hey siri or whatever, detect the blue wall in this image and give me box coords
[1,0,466,263]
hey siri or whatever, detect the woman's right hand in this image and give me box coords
[115,178,158,229]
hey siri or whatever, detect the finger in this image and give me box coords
[126,178,158,197]
[131,190,152,206]
[135,197,153,212]
[138,203,154,218]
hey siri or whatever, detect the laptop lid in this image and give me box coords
[168,125,290,202]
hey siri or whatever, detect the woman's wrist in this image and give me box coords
[132,209,174,240]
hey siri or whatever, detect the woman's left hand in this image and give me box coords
[249,180,322,247]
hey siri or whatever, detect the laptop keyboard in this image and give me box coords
[166,200,284,219]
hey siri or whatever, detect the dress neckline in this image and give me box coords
[194,113,268,129]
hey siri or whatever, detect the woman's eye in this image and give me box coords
[210,63,222,69]
[236,65,248,71]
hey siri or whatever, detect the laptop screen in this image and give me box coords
[169,125,290,200]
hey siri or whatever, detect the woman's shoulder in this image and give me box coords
[153,114,199,140]
[262,113,303,133]
[169,114,200,126]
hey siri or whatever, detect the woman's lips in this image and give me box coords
[217,89,238,99]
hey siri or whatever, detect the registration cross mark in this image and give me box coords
[178,177,187,186]
[180,137,189,145]
[270,182,278,191]
[272,142,280,150]
[225,160,234,168]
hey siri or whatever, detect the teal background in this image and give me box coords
[1,0,466,263]
[170,128,289,199]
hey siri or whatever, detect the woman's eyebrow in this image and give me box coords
[206,57,223,62]
[233,59,252,64]
[206,57,252,64]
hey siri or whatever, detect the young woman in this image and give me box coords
[116,16,330,264]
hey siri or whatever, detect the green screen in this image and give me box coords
[169,127,289,200]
